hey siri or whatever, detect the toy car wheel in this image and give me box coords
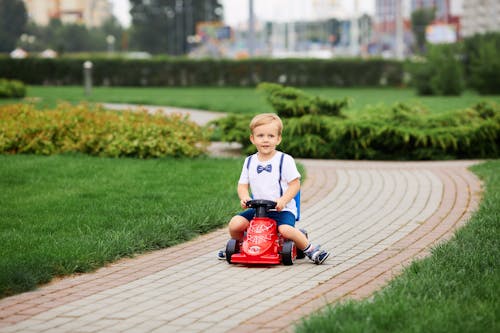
[226,239,239,264]
[296,228,308,259]
[282,240,295,266]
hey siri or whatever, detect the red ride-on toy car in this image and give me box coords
[225,199,307,266]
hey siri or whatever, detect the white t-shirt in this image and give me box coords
[238,151,301,218]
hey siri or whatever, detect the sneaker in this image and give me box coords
[217,248,226,260]
[313,250,330,265]
[304,244,330,265]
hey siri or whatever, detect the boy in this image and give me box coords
[217,113,330,264]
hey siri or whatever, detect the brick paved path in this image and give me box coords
[0,160,482,333]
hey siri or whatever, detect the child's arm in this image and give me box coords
[276,177,300,211]
[237,183,252,209]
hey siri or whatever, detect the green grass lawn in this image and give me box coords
[296,160,500,333]
[2,86,500,115]
[0,154,242,298]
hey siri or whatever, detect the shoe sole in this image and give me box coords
[315,252,330,265]
[217,251,226,260]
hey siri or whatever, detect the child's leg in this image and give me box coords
[228,215,250,241]
[277,212,330,265]
[278,225,308,250]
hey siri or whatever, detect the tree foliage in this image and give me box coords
[0,0,27,52]
[410,8,435,54]
[21,17,124,53]
[129,0,223,55]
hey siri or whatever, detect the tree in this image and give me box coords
[410,7,435,54]
[22,17,125,54]
[0,0,28,52]
[129,0,223,55]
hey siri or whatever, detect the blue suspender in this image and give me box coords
[278,153,285,196]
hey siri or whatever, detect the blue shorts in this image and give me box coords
[238,209,296,227]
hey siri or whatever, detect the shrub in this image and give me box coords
[463,32,500,94]
[428,44,464,95]
[213,85,500,160]
[0,78,26,98]
[408,44,464,96]
[257,82,349,118]
[0,103,209,158]
[468,39,500,95]
[406,60,434,95]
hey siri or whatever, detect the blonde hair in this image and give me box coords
[249,113,283,135]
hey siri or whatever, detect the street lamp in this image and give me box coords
[83,61,93,96]
[106,35,116,55]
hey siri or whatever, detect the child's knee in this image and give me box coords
[229,215,248,232]
[278,224,295,238]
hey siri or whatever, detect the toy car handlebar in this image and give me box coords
[246,199,277,217]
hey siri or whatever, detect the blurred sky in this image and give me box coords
[109,0,463,28]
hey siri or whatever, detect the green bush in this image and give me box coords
[409,44,464,96]
[0,103,209,158]
[463,32,500,94]
[429,45,464,95]
[406,60,434,95]
[213,84,500,160]
[257,82,349,118]
[468,39,500,95]
[0,78,26,98]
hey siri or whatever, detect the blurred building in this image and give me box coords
[23,0,112,27]
[411,0,460,43]
[373,0,412,57]
[461,0,500,36]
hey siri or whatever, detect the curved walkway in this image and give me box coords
[0,159,482,333]
[102,103,227,126]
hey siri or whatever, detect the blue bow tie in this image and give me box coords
[257,164,272,174]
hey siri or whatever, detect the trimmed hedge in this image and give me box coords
[213,85,500,160]
[0,57,404,87]
[0,103,209,158]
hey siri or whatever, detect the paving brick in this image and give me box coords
[0,160,482,333]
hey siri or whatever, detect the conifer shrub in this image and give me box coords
[213,84,500,160]
[0,103,209,158]
[257,82,349,117]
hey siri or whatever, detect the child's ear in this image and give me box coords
[277,135,282,145]
[250,134,255,144]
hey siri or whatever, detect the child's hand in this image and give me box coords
[240,197,252,209]
[275,198,287,211]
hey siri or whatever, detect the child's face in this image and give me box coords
[250,122,282,157]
